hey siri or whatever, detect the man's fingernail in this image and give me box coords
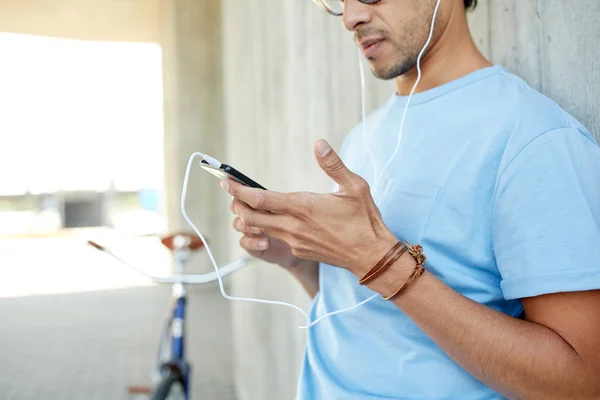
[316,139,332,157]
[258,239,269,250]
[221,180,229,191]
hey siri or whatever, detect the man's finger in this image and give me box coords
[231,198,270,219]
[240,235,270,252]
[314,139,358,189]
[231,196,293,229]
[262,227,290,243]
[221,179,296,213]
[233,217,263,235]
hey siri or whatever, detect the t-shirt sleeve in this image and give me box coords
[492,127,600,300]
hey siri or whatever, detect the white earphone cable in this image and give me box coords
[359,48,379,185]
[181,153,312,329]
[373,0,442,189]
[180,0,442,330]
[303,0,443,324]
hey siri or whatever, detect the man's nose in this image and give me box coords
[342,0,373,32]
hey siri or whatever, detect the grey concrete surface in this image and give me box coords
[0,285,236,400]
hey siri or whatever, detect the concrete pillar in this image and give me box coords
[161,0,230,273]
[160,0,239,397]
[222,1,394,399]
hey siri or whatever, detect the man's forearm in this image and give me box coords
[361,244,599,399]
[287,259,320,298]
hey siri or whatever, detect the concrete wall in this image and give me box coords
[222,1,600,400]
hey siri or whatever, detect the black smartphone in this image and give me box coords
[200,159,267,190]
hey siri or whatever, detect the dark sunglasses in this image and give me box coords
[313,0,381,16]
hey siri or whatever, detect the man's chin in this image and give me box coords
[370,64,400,80]
[370,59,415,80]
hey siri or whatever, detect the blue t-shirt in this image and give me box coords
[297,65,600,399]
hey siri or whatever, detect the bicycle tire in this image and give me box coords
[151,369,186,400]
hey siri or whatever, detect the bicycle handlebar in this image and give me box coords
[87,240,249,284]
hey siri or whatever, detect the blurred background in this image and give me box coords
[0,0,599,399]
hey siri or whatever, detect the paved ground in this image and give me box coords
[0,233,237,400]
[0,285,237,400]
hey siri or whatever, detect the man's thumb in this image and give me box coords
[314,139,354,188]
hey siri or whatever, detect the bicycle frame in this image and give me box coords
[155,240,194,399]
[87,236,249,400]
[154,285,191,399]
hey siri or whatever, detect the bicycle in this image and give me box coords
[88,233,249,400]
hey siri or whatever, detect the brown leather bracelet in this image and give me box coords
[359,241,405,285]
[382,264,425,300]
[360,246,406,286]
[383,242,427,300]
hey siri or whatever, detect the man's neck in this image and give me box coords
[395,8,492,96]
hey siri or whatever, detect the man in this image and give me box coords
[221,0,600,398]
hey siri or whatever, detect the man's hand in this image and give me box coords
[231,213,299,269]
[232,215,321,297]
[222,139,395,275]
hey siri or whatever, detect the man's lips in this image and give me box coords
[359,38,384,50]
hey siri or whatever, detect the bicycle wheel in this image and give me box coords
[151,370,186,400]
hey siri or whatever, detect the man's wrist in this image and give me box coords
[350,230,401,277]
[351,233,419,298]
